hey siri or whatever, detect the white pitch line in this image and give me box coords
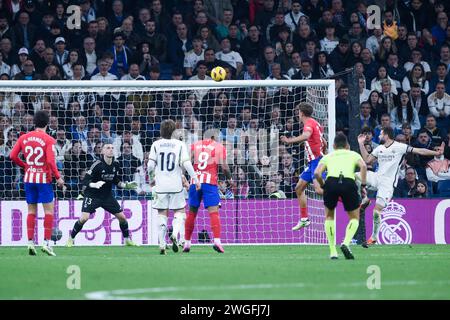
[85,280,450,300]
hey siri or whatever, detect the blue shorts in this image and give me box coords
[25,183,54,204]
[300,157,325,183]
[188,183,220,208]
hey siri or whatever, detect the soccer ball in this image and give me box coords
[51,228,62,243]
[211,66,226,82]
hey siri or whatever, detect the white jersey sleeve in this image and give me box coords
[374,142,412,187]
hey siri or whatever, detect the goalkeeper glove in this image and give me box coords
[89,181,106,189]
[76,194,84,200]
[123,181,138,190]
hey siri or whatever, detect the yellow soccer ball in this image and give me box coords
[211,66,226,82]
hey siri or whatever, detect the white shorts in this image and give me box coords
[365,171,394,207]
[152,191,186,210]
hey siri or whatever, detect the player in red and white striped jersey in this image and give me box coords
[10,111,65,256]
[281,103,327,231]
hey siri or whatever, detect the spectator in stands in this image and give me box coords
[402,123,416,145]
[0,127,17,157]
[431,12,448,46]
[374,113,393,143]
[390,92,421,134]
[320,23,339,55]
[100,118,117,144]
[426,146,450,183]
[240,24,266,64]
[258,45,279,78]
[414,129,436,178]
[360,126,379,150]
[427,82,450,134]
[139,20,167,63]
[424,114,447,146]
[216,37,243,75]
[371,65,397,95]
[358,76,370,104]
[108,32,132,78]
[430,63,450,95]
[117,141,141,183]
[386,52,406,93]
[90,58,118,80]
[438,44,450,72]
[54,128,72,164]
[184,37,205,77]
[299,39,316,69]
[365,26,384,56]
[13,59,40,80]
[402,62,429,95]
[394,166,418,198]
[267,10,289,44]
[335,84,350,134]
[120,63,145,81]
[0,51,10,76]
[409,180,429,198]
[13,11,36,50]
[328,37,350,74]
[10,47,29,77]
[62,50,85,80]
[70,115,88,142]
[168,23,192,75]
[265,180,287,199]
[357,101,378,131]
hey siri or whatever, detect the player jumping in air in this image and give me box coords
[184,130,232,253]
[357,127,444,245]
[66,143,139,247]
[10,111,65,256]
[147,120,201,255]
[314,133,367,259]
[281,103,327,231]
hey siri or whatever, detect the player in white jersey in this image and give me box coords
[357,127,443,245]
[148,120,201,255]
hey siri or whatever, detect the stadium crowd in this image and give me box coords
[0,0,450,200]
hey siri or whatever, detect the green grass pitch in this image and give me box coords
[0,245,449,300]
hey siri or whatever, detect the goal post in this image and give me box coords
[0,79,335,246]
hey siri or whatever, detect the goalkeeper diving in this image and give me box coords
[67,143,139,247]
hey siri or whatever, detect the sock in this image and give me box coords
[209,211,221,240]
[172,212,184,241]
[372,210,381,240]
[300,207,308,219]
[324,219,337,256]
[214,238,222,245]
[158,214,168,249]
[71,220,84,239]
[343,219,360,246]
[27,214,36,241]
[179,212,186,243]
[185,211,197,241]
[119,221,129,238]
[44,214,53,241]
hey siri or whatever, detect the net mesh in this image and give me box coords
[0,81,333,245]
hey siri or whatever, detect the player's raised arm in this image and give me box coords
[411,142,445,157]
[357,134,376,165]
[9,136,26,168]
[281,130,312,145]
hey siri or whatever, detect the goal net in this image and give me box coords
[0,80,335,246]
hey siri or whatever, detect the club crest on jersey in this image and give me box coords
[378,201,412,244]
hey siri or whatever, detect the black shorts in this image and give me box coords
[81,194,122,215]
[323,177,360,212]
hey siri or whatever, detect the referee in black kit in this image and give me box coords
[314,133,367,260]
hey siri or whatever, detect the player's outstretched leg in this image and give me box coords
[292,180,310,230]
[27,212,37,255]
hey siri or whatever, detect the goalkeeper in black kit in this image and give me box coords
[66,143,139,247]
